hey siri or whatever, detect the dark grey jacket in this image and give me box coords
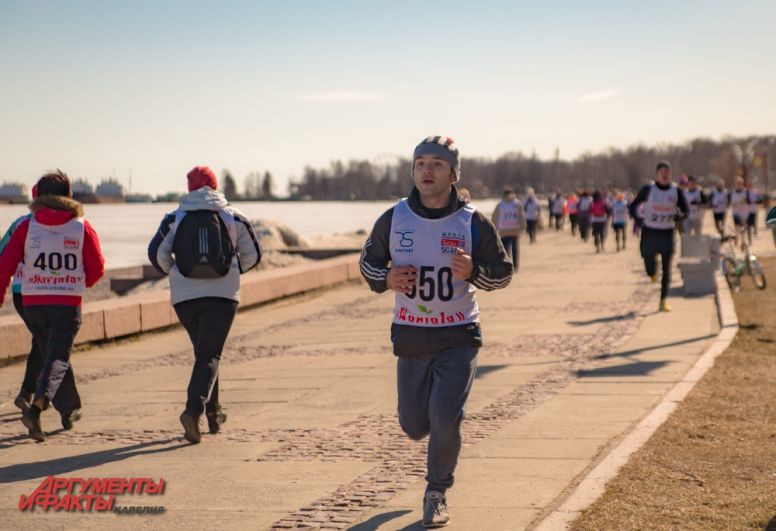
[360,186,513,356]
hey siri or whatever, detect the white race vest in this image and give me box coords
[685,189,702,220]
[389,199,479,327]
[749,189,760,214]
[21,218,86,297]
[577,196,592,213]
[710,190,728,214]
[551,198,564,215]
[612,199,629,225]
[643,183,679,230]
[730,189,749,218]
[524,199,540,221]
[496,200,520,231]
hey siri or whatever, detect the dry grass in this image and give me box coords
[572,257,776,531]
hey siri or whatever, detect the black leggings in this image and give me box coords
[592,221,606,249]
[640,229,675,300]
[613,224,626,248]
[526,220,537,243]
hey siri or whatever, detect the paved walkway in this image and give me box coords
[2,212,762,530]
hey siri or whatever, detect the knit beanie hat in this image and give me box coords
[187,166,218,192]
[413,136,461,180]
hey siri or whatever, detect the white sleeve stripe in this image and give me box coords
[359,259,387,276]
[473,276,511,289]
[360,267,386,281]
[477,273,512,285]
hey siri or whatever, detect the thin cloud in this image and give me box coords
[577,90,619,103]
[296,92,385,102]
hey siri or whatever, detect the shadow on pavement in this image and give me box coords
[578,360,669,377]
[475,364,509,379]
[0,439,185,483]
[567,311,637,327]
[347,510,412,530]
[593,334,717,360]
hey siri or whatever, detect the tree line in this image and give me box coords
[285,135,774,200]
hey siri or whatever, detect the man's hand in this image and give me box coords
[452,248,473,280]
[386,266,417,295]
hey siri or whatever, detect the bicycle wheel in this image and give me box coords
[748,258,767,289]
[722,257,740,291]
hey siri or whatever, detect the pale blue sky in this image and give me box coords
[1,0,774,195]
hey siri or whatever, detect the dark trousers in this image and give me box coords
[592,221,606,249]
[24,304,82,414]
[13,293,45,396]
[500,236,519,271]
[397,345,478,493]
[579,215,591,241]
[640,229,675,300]
[713,212,725,234]
[569,214,579,235]
[526,220,538,243]
[174,297,238,416]
[551,214,563,231]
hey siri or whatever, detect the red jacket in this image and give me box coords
[0,196,104,306]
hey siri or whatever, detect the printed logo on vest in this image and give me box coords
[393,230,415,253]
[64,237,80,249]
[440,232,466,254]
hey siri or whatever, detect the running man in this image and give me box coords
[523,187,541,244]
[0,170,105,441]
[491,187,525,271]
[710,178,729,235]
[610,190,629,251]
[360,136,513,528]
[747,181,760,238]
[629,161,689,312]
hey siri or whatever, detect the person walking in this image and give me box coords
[629,161,689,312]
[148,166,261,443]
[359,136,513,528]
[0,171,105,441]
[491,187,525,272]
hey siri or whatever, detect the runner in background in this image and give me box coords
[611,190,629,251]
[746,181,760,240]
[683,176,704,236]
[549,192,565,231]
[629,161,689,312]
[523,188,541,244]
[730,176,751,245]
[577,190,593,242]
[710,178,729,235]
[567,192,579,236]
[590,190,611,253]
[491,187,525,272]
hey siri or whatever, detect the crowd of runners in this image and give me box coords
[0,137,770,528]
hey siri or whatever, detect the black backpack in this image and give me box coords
[172,210,235,278]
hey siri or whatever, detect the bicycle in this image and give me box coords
[720,228,766,291]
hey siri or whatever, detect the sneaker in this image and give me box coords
[206,407,227,434]
[14,391,31,414]
[650,274,658,283]
[21,408,45,442]
[179,411,201,444]
[659,299,672,312]
[423,490,450,528]
[61,409,82,430]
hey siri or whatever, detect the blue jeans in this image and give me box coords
[397,345,479,493]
